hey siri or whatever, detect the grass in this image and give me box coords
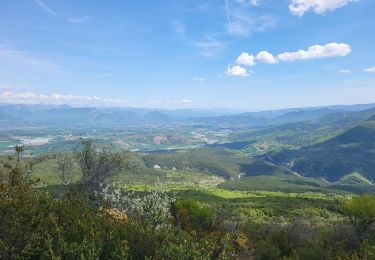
[31,158,81,185]
[173,188,349,223]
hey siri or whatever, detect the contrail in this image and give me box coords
[225,0,232,33]
[35,0,57,16]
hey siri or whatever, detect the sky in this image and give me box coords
[0,0,374,110]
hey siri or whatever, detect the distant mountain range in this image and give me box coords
[1,102,374,128]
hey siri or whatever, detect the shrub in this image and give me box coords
[175,199,215,232]
[342,194,375,248]
[0,184,129,258]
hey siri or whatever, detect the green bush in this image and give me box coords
[0,152,253,259]
[0,182,129,259]
[341,194,375,248]
[175,199,215,232]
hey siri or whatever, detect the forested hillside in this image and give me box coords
[271,114,375,181]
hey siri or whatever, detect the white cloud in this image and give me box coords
[150,99,193,106]
[236,0,260,6]
[34,0,57,16]
[226,65,249,77]
[256,51,279,64]
[67,16,90,24]
[250,0,260,6]
[227,13,275,36]
[226,0,275,37]
[0,84,18,90]
[172,20,186,37]
[277,43,351,61]
[236,52,255,66]
[193,77,206,82]
[289,0,358,16]
[0,46,59,72]
[364,66,375,73]
[194,36,226,57]
[167,99,193,105]
[0,91,130,106]
[180,99,193,103]
[228,43,351,74]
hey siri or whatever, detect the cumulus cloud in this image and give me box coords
[0,91,130,106]
[226,65,249,77]
[236,52,255,66]
[364,66,375,73]
[256,51,278,64]
[227,42,351,76]
[277,43,351,61]
[289,0,358,16]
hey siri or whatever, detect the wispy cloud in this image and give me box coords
[0,84,16,90]
[0,46,59,71]
[67,15,90,24]
[228,13,275,36]
[225,0,275,36]
[193,77,206,82]
[171,20,187,37]
[34,0,57,16]
[339,69,351,73]
[0,91,131,106]
[149,99,194,107]
[0,83,29,91]
[194,36,226,57]
[364,66,375,73]
[289,0,358,16]
[178,99,193,104]
[172,20,225,58]
[225,0,232,33]
[236,0,261,6]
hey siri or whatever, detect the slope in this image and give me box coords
[270,114,375,182]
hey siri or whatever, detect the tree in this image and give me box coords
[14,145,24,167]
[74,139,130,193]
[342,194,375,248]
[56,153,74,184]
[0,145,27,186]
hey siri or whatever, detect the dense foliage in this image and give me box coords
[1,146,375,259]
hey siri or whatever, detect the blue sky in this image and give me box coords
[0,0,374,110]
